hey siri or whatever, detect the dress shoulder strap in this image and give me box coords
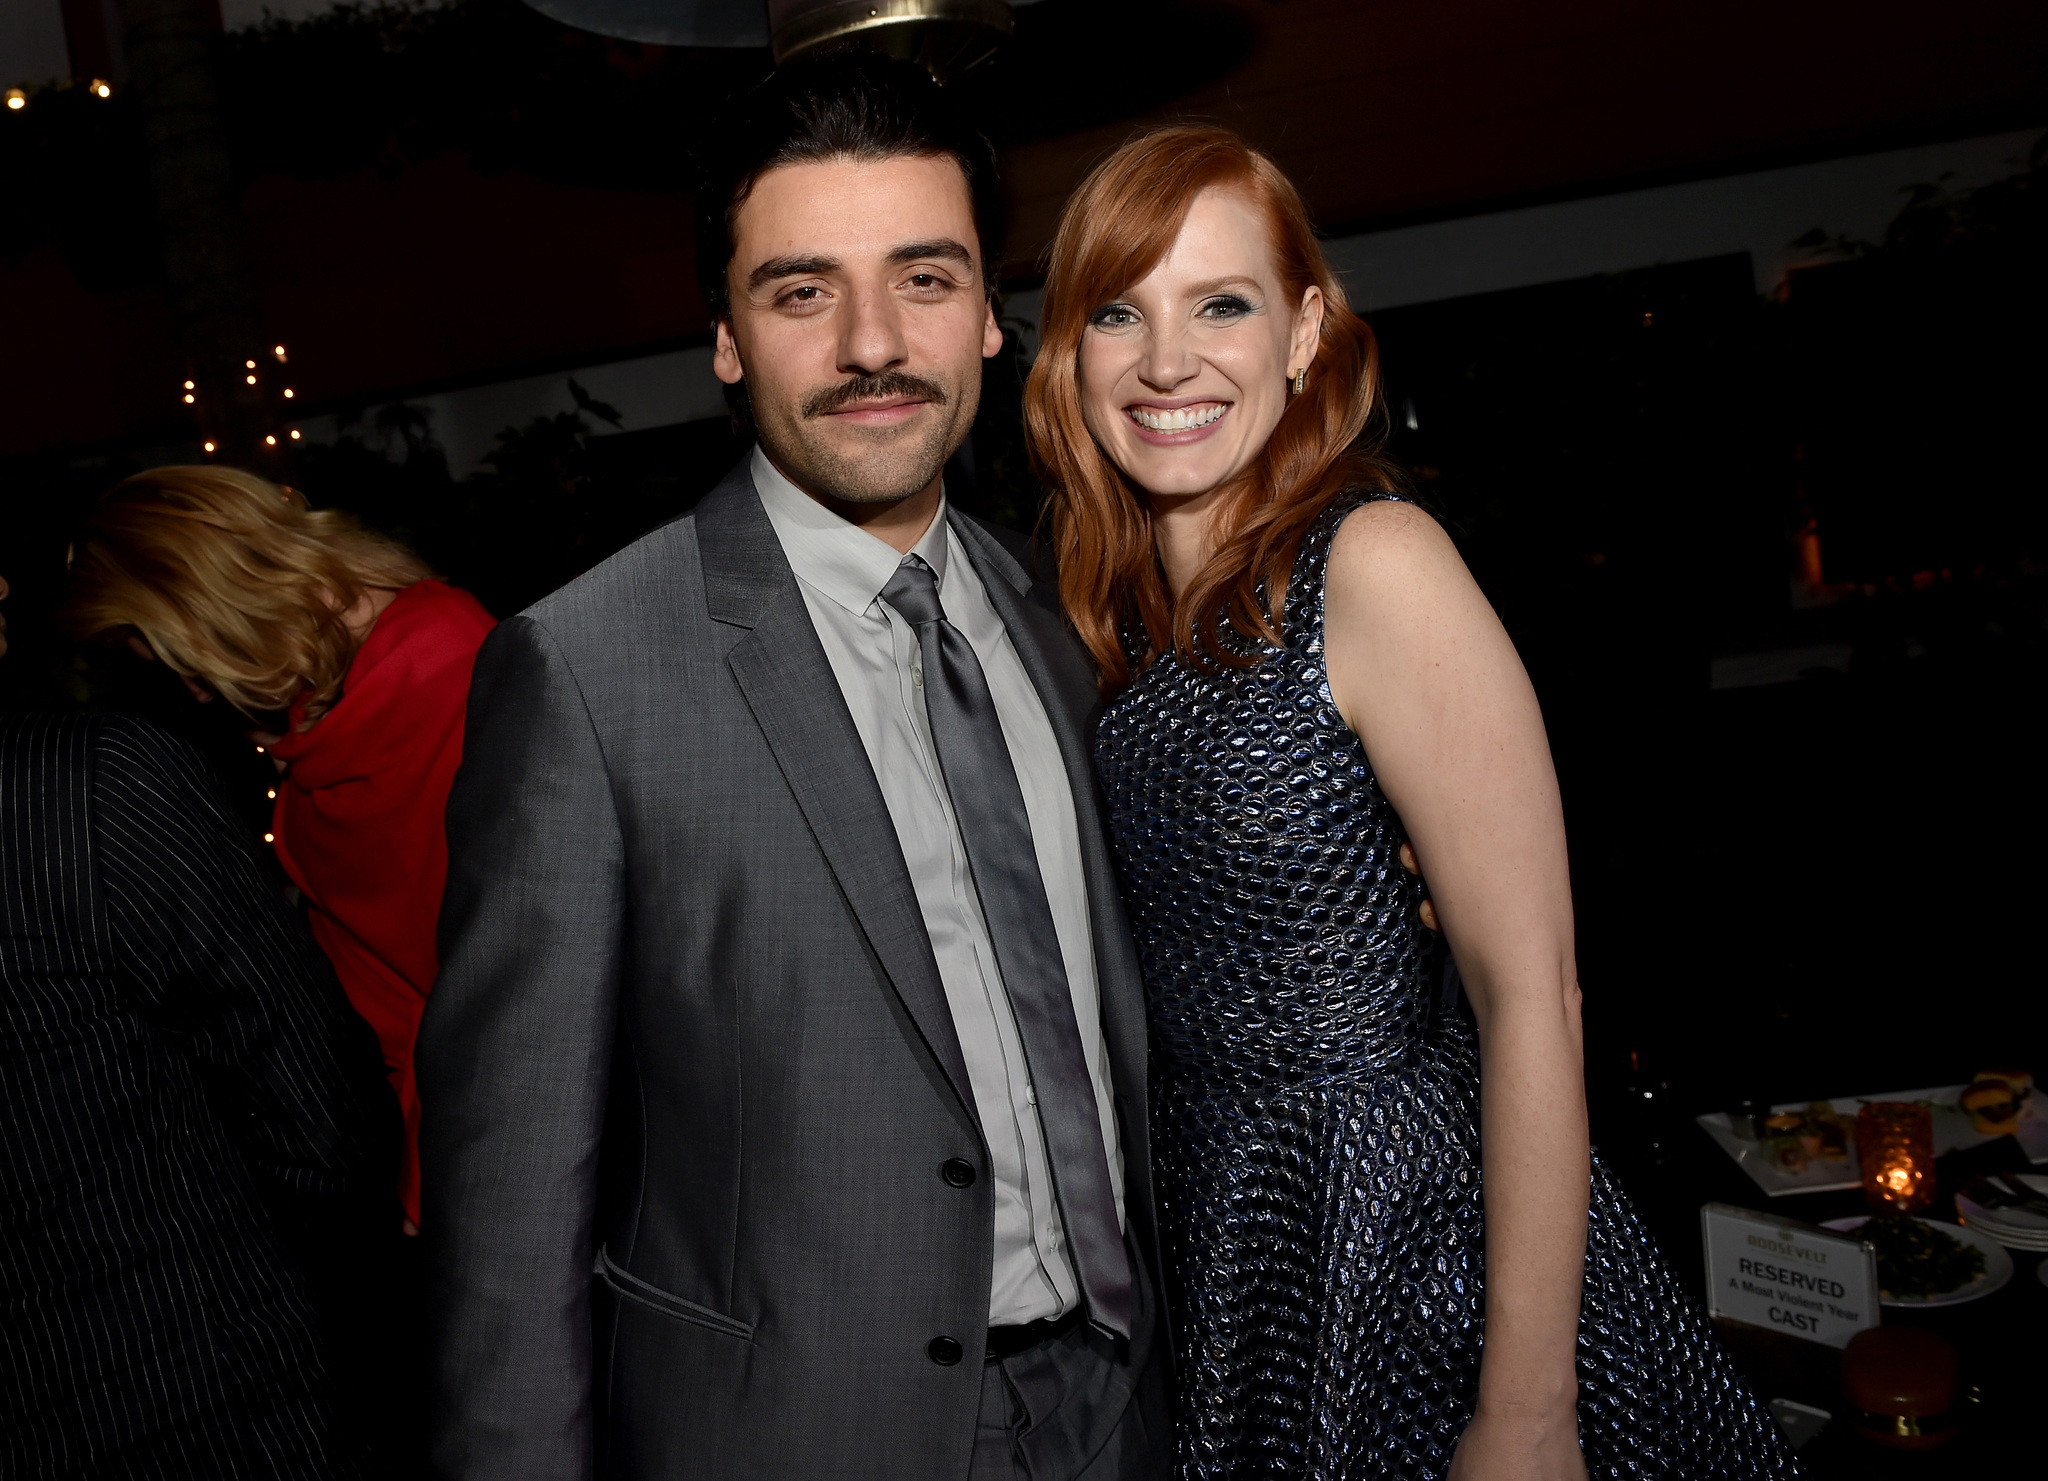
[1286,489,1408,647]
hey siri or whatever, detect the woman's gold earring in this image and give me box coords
[1292,368,1307,395]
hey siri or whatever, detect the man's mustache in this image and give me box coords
[801,371,949,420]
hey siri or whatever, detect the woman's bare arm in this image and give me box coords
[1324,499,1589,1481]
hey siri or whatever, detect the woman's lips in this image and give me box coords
[1126,400,1230,446]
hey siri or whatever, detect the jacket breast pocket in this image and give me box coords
[596,1246,755,1342]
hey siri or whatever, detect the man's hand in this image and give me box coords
[1399,842,1441,933]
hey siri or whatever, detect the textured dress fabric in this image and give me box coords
[1094,498,1798,1480]
[0,712,397,1479]
[269,578,496,1226]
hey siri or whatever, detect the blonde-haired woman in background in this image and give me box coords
[1026,127,1795,1480]
[66,465,495,1239]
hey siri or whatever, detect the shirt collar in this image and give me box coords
[751,445,950,618]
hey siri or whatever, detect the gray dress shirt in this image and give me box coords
[752,447,1125,1327]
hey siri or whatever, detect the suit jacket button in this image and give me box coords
[927,1336,963,1366]
[940,1158,977,1188]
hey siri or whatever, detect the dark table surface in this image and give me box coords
[1612,1119,2046,1474]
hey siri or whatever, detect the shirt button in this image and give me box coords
[927,1335,963,1366]
[1049,1232,1061,1251]
[940,1158,977,1188]
[1025,1084,1037,1107]
[912,667,924,687]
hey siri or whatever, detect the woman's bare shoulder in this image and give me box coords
[1326,497,1476,618]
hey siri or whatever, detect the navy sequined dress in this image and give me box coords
[1095,497,1797,1480]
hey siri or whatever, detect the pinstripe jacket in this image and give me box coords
[0,712,399,1479]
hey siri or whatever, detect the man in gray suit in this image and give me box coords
[417,53,1168,1481]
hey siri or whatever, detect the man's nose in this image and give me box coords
[836,285,910,376]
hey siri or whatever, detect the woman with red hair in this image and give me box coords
[1027,128,1791,1479]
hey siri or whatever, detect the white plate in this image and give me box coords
[1821,1215,2014,1306]
[1964,1230,2048,1251]
[1698,1085,2048,1198]
[1957,1173,2048,1248]
[1957,1215,2048,1249]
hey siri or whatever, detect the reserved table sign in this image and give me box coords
[1700,1202,1880,1349]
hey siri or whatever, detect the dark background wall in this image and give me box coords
[5,0,2046,458]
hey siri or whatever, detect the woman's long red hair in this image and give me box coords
[1026,126,1402,693]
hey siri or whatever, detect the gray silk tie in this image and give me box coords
[881,555,1136,1340]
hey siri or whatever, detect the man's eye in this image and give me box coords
[780,285,824,307]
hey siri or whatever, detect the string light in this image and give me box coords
[263,832,275,843]
[202,440,216,453]
[183,380,194,390]
[245,359,256,369]
[183,393,194,403]
[90,79,111,99]
[273,345,288,361]
[282,388,294,398]
[245,374,257,384]
[6,90,26,112]
[264,434,277,445]
[289,429,301,440]
[267,789,277,799]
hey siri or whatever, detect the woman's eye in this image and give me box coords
[1090,305,1139,329]
[1198,296,1254,320]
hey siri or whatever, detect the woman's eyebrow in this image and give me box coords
[1182,275,1263,296]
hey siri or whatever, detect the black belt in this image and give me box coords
[985,1306,1084,1363]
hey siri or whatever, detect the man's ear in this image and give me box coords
[713,318,745,386]
[982,298,1004,360]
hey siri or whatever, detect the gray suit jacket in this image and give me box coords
[417,460,1162,1479]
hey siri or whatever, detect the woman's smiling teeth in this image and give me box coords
[1129,402,1228,432]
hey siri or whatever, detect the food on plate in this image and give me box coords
[1758,1103,1852,1174]
[1961,1068,2033,1135]
[1975,1067,2033,1103]
[1960,1069,2031,1136]
[1961,1081,2020,1135]
[1764,1136,1807,1173]
[1807,1102,1849,1160]
[1859,1215,1987,1300]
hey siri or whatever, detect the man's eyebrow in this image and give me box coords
[747,253,841,291]
[887,238,975,270]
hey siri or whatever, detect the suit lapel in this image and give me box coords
[696,470,978,1122]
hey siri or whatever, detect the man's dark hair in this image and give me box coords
[694,51,1005,325]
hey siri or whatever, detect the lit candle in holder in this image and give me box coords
[1858,1101,1935,1214]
